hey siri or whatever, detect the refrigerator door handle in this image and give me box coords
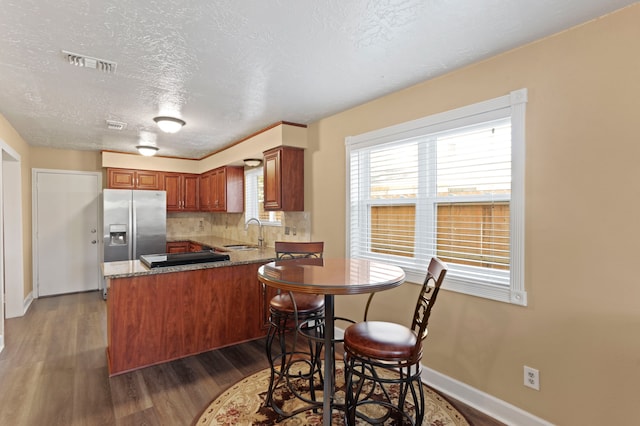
[130,200,135,260]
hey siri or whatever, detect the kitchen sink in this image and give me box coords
[223,244,260,250]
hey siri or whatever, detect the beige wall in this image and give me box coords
[0,115,32,297]
[309,5,640,424]
[30,147,102,173]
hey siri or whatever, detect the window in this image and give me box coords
[245,167,282,225]
[346,89,527,305]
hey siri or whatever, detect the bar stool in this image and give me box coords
[264,241,325,411]
[343,257,448,425]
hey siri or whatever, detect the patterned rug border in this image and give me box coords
[193,367,470,426]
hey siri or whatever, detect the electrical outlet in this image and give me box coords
[524,366,540,390]
[285,226,290,235]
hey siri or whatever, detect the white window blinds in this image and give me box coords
[346,89,527,305]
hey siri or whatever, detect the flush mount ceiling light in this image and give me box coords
[153,116,185,133]
[136,145,159,156]
[243,158,262,167]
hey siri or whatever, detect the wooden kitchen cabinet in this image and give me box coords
[199,166,244,212]
[166,241,190,253]
[263,146,304,211]
[107,168,162,190]
[167,241,206,253]
[163,173,200,211]
[106,262,269,375]
[189,241,203,252]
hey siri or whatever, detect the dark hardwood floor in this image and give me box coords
[0,292,504,425]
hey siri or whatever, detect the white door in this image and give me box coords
[34,170,101,296]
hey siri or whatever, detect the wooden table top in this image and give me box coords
[257,257,406,295]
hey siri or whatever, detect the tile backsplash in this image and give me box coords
[166,211,311,246]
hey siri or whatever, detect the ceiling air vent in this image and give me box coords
[106,120,127,131]
[62,50,117,73]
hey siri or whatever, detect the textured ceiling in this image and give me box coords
[0,0,635,159]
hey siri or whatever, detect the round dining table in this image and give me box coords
[257,257,406,426]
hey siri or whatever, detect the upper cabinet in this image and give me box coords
[263,146,304,211]
[107,168,162,190]
[200,166,244,212]
[163,173,200,212]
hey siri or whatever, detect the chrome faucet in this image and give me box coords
[245,217,264,248]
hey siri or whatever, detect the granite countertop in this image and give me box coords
[102,235,276,279]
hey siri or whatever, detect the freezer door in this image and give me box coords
[132,190,167,259]
[103,189,132,262]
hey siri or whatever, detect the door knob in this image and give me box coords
[91,240,97,244]
[91,228,97,233]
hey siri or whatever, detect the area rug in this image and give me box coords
[194,366,469,425]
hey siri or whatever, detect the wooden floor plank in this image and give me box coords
[72,366,115,426]
[0,291,504,426]
[109,370,154,420]
[0,362,45,426]
[25,368,75,425]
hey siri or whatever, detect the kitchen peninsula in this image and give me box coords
[102,236,277,376]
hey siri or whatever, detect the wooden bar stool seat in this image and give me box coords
[342,321,420,360]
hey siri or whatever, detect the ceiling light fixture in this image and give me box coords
[136,145,159,156]
[153,116,185,133]
[243,158,262,167]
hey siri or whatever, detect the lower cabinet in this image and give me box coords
[166,241,190,253]
[106,262,269,375]
[166,241,204,253]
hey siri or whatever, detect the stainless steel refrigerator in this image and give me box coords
[103,189,167,262]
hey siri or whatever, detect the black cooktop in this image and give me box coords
[140,250,230,268]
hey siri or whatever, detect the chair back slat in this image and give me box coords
[275,241,324,260]
[411,257,447,342]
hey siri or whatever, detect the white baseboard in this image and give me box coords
[23,291,33,314]
[420,365,554,426]
[335,325,553,426]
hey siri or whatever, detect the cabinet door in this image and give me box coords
[225,167,245,213]
[166,241,189,253]
[163,173,182,211]
[107,168,136,189]
[188,242,203,252]
[107,168,161,189]
[200,167,244,212]
[263,150,281,210]
[183,174,200,211]
[263,147,304,211]
[136,171,161,190]
[199,172,213,210]
[212,168,226,211]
